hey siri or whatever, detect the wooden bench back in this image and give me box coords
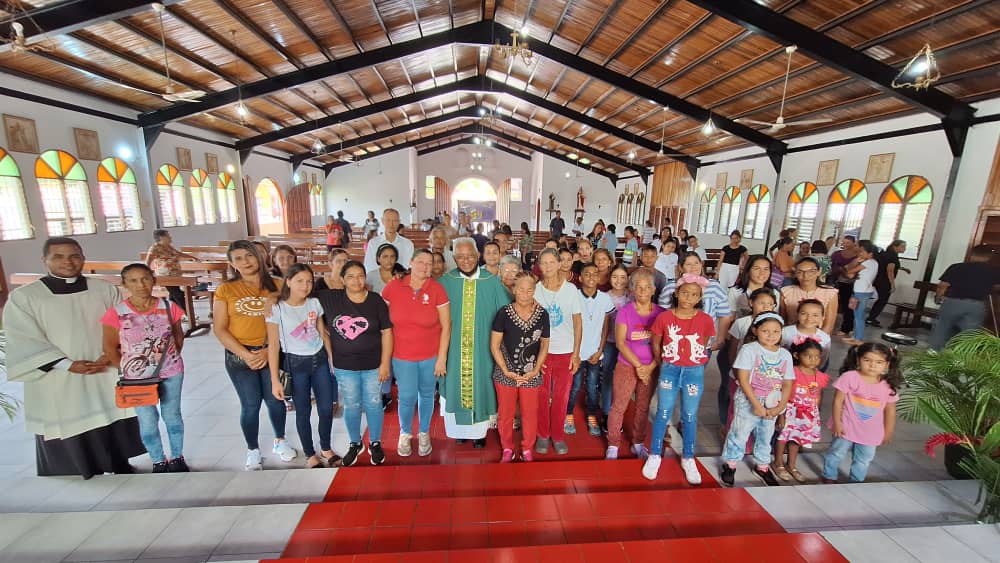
[11,272,203,288]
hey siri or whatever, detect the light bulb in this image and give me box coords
[478,107,486,116]
[520,26,529,37]
[293,173,300,183]
[627,150,636,160]
[469,164,475,170]
[579,158,590,165]
[567,153,578,160]
[473,137,481,144]
[485,140,493,147]
[910,58,929,75]
[701,118,716,136]
[226,164,235,174]
[117,146,133,160]
[564,171,571,178]
[236,103,248,118]
[312,139,323,152]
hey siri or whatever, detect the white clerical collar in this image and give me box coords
[48,272,79,283]
[459,267,480,280]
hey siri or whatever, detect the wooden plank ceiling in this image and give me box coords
[0,0,997,173]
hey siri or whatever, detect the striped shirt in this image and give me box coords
[658,279,732,321]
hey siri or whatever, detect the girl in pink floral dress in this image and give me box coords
[774,338,829,482]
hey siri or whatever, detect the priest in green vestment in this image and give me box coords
[438,238,511,443]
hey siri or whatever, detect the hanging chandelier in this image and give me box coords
[892,44,941,91]
[494,28,534,66]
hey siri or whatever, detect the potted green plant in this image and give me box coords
[899,329,1000,522]
[0,327,23,420]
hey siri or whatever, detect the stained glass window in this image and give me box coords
[156,164,188,227]
[255,178,283,226]
[743,185,770,240]
[0,147,32,241]
[190,169,216,225]
[873,176,932,259]
[696,190,718,234]
[310,184,323,216]
[784,182,819,242]
[217,172,238,223]
[97,157,142,232]
[717,187,742,235]
[36,150,96,236]
[823,179,867,240]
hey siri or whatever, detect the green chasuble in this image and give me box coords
[439,267,511,425]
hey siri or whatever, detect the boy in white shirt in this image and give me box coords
[565,263,614,437]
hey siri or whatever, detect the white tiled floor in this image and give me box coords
[821,524,1000,563]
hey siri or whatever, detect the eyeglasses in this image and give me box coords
[795,269,819,275]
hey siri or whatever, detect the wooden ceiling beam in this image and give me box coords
[164,6,273,79]
[0,0,185,52]
[139,21,489,126]
[685,0,975,122]
[318,0,363,53]
[599,0,676,65]
[212,0,304,69]
[270,0,334,61]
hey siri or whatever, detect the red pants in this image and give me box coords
[607,362,654,448]
[496,382,539,451]
[538,353,573,442]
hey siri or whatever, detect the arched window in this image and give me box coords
[823,179,867,240]
[0,147,32,241]
[190,169,216,225]
[696,190,718,234]
[156,164,188,227]
[743,184,770,240]
[717,186,742,235]
[310,184,323,216]
[217,172,238,223]
[97,157,142,232]
[36,150,96,236]
[873,175,932,259]
[255,178,284,236]
[784,182,819,242]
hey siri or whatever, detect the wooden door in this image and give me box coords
[285,183,312,234]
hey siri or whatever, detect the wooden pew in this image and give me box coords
[10,272,212,337]
[889,281,940,329]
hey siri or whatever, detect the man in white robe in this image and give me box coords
[4,237,145,478]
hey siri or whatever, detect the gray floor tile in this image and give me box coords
[0,511,114,563]
[97,474,188,511]
[891,482,980,522]
[65,509,182,562]
[942,524,1000,562]
[34,474,130,513]
[140,505,243,558]
[212,503,306,555]
[843,482,943,526]
[798,483,893,527]
[820,530,920,563]
[0,513,50,551]
[210,470,289,506]
[747,487,835,530]
[885,526,989,563]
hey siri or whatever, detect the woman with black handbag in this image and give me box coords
[267,264,340,468]
[102,263,187,473]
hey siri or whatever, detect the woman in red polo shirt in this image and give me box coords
[381,249,451,457]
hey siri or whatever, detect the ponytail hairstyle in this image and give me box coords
[789,339,824,366]
[225,240,279,292]
[840,342,902,395]
[277,263,315,302]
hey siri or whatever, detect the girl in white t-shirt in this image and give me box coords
[266,264,337,469]
[654,238,679,282]
[781,299,832,369]
[847,240,879,345]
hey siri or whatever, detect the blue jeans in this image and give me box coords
[567,359,602,416]
[225,350,286,450]
[336,368,384,443]
[852,292,874,340]
[722,391,777,466]
[650,364,704,458]
[716,346,732,426]
[930,298,987,350]
[286,350,335,457]
[393,357,437,434]
[135,374,184,464]
[823,436,878,482]
[599,342,618,416]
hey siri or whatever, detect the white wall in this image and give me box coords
[540,157,623,231]
[323,149,412,228]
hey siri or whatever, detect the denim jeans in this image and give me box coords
[286,350,335,457]
[930,298,987,350]
[225,350,287,450]
[650,364,704,458]
[135,374,184,464]
[722,391,777,466]
[567,360,602,416]
[716,347,732,426]
[852,292,874,340]
[393,357,437,434]
[336,368,384,443]
[823,436,878,482]
[599,342,618,416]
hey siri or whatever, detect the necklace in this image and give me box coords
[128,295,157,312]
[581,290,599,321]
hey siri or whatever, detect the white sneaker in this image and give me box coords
[681,458,702,485]
[418,432,432,456]
[272,439,297,462]
[398,433,413,457]
[631,443,650,459]
[245,448,262,471]
[605,446,619,460]
[642,454,662,481]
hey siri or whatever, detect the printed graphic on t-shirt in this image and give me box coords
[234,296,267,316]
[629,324,652,342]
[661,324,709,364]
[851,395,882,422]
[545,303,564,327]
[334,315,370,340]
[290,310,319,341]
[749,354,789,397]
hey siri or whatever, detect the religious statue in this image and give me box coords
[548,193,556,211]
[576,187,586,210]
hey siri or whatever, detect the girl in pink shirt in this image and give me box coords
[822,342,901,483]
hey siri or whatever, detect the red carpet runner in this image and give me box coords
[267,396,847,562]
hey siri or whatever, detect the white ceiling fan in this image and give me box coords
[735,45,832,132]
[114,3,206,102]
